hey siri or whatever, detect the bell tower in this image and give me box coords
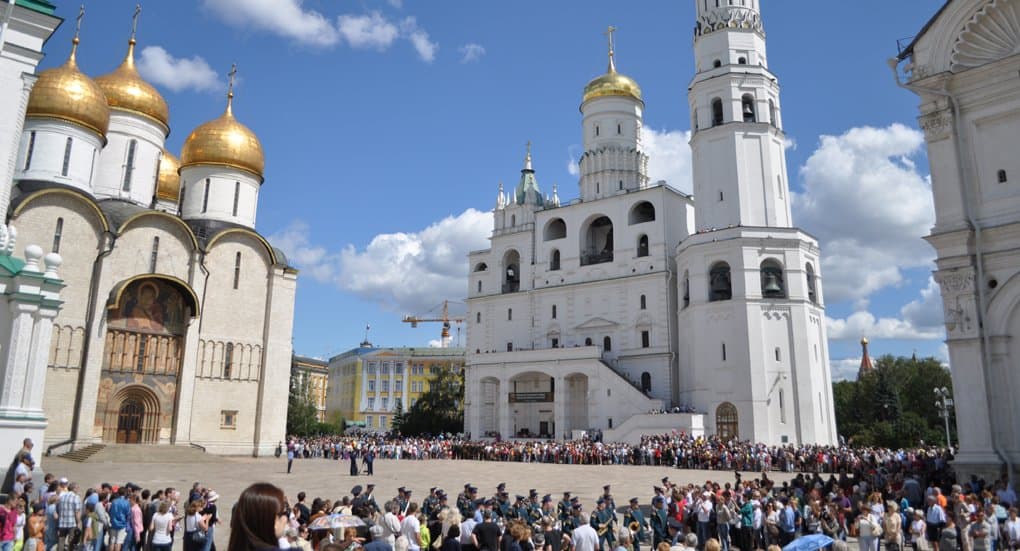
[689,0,791,231]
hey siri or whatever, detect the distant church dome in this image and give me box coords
[155,149,181,202]
[180,91,264,180]
[95,38,170,132]
[26,37,110,138]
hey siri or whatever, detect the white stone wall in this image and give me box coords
[16,119,104,195]
[179,166,261,228]
[93,112,166,206]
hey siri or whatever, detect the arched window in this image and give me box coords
[549,249,561,271]
[61,137,73,176]
[474,263,488,272]
[224,343,234,379]
[769,99,777,127]
[682,271,690,308]
[713,59,722,68]
[640,294,647,310]
[711,98,724,127]
[641,372,651,393]
[508,308,512,321]
[760,259,786,298]
[628,201,656,224]
[232,181,241,216]
[709,262,732,301]
[738,56,747,65]
[551,305,557,319]
[603,336,612,352]
[476,312,481,323]
[716,402,738,440]
[202,178,211,213]
[806,263,818,304]
[52,218,63,254]
[775,347,781,362]
[581,215,613,266]
[24,131,36,170]
[585,337,593,346]
[477,280,482,293]
[123,139,137,191]
[510,214,516,227]
[503,250,520,293]
[233,252,242,289]
[742,94,756,123]
[544,218,567,241]
[149,237,159,273]
[636,234,649,257]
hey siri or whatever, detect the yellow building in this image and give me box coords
[291,355,328,422]
[326,342,465,431]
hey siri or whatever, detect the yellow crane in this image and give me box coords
[401,300,466,348]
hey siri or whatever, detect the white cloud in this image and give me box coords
[643,127,693,194]
[387,0,403,7]
[203,0,340,47]
[268,209,493,314]
[337,11,399,50]
[826,278,945,341]
[400,17,437,62]
[428,339,444,348]
[137,46,220,93]
[792,124,935,304]
[830,357,862,382]
[459,43,485,63]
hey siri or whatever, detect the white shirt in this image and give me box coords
[572,525,599,551]
[1004,518,1020,543]
[381,513,402,544]
[698,500,712,523]
[151,512,174,545]
[401,515,421,546]
[459,518,477,545]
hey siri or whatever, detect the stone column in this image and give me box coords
[553,375,566,440]
[498,376,511,438]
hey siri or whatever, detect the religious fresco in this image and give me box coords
[108,278,189,336]
[94,373,177,443]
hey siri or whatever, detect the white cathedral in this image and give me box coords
[0,5,295,456]
[465,1,838,446]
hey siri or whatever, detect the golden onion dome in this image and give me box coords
[95,39,170,133]
[180,92,264,181]
[155,149,181,202]
[26,37,110,138]
[583,66,642,104]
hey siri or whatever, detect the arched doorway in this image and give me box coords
[97,276,198,444]
[716,402,739,440]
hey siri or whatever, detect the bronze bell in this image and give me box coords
[764,272,782,294]
[711,274,730,293]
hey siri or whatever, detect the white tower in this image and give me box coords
[578,27,649,202]
[689,0,791,231]
[677,0,836,445]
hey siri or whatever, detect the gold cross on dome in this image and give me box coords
[130,4,141,40]
[227,63,238,97]
[526,140,532,156]
[74,4,85,39]
[604,25,616,53]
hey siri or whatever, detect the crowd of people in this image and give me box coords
[281,432,956,476]
[2,432,1018,551]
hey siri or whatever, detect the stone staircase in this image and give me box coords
[61,444,220,464]
[60,444,106,462]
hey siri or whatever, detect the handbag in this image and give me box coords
[191,530,207,544]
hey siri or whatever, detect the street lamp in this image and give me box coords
[934,387,953,449]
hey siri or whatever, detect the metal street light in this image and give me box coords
[933,386,953,449]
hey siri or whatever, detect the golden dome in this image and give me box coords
[180,94,264,181]
[155,149,181,202]
[26,38,110,138]
[583,67,642,104]
[95,39,170,133]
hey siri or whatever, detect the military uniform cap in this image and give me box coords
[629,497,639,504]
[542,495,552,503]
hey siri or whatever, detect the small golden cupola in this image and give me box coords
[180,66,264,181]
[582,26,642,105]
[25,13,110,139]
[154,149,181,202]
[94,6,170,134]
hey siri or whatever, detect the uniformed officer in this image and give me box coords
[498,492,511,519]
[622,497,648,551]
[513,495,529,520]
[493,482,506,505]
[590,498,614,551]
[457,484,473,518]
[541,495,555,524]
[558,492,572,524]
[527,490,542,524]
[602,486,617,522]
[562,500,580,533]
[649,496,669,549]
[423,487,438,519]
[395,487,409,514]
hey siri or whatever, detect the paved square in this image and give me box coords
[44,455,799,548]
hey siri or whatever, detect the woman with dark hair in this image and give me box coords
[228,483,289,551]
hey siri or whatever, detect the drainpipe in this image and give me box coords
[70,230,115,445]
[889,58,1013,485]
[181,250,211,444]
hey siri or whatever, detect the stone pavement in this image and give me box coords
[45,455,799,548]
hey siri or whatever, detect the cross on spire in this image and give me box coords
[69,4,85,60]
[524,140,533,171]
[130,4,141,41]
[225,63,237,114]
[604,25,617,72]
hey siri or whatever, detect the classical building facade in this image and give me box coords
[3,8,296,455]
[464,1,837,445]
[326,343,464,432]
[895,0,1020,479]
[291,355,328,422]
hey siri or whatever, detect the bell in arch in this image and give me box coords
[743,102,756,122]
[763,272,782,294]
[711,273,730,293]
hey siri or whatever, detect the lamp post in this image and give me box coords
[934,387,953,449]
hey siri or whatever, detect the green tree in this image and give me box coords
[287,376,319,437]
[392,362,464,436]
[833,354,955,448]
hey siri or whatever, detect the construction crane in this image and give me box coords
[402,300,466,348]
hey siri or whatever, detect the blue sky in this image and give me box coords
[45,0,948,377]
